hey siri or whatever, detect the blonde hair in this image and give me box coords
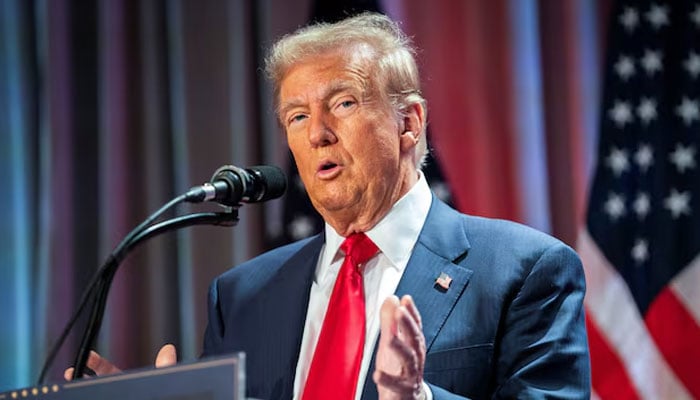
[265,12,429,168]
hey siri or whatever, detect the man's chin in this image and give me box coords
[312,194,362,218]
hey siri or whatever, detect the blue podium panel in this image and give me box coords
[1,354,245,400]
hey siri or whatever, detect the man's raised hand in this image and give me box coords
[373,295,427,400]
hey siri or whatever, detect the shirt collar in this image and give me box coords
[318,171,433,282]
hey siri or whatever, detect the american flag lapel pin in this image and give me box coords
[435,272,452,290]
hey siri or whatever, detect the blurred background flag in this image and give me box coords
[579,0,700,398]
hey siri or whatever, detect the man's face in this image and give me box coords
[278,49,417,235]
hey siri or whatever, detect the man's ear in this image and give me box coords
[399,102,425,152]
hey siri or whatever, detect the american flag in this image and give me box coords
[578,1,700,399]
[435,272,453,291]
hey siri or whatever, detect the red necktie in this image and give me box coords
[302,233,378,400]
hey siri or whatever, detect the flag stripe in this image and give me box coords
[670,256,700,326]
[586,314,640,400]
[578,229,692,399]
[645,286,700,399]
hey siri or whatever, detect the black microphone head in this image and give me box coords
[248,165,287,202]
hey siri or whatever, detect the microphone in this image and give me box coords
[185,164,287,206]
[46,165,278,383]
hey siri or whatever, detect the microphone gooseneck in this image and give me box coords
[39,164,286,384]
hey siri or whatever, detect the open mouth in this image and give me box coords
[319,162,337,171]
[317,160,341,178]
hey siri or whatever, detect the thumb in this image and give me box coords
[375,295,401,381]
[155,344,177,368]
[379,296,400,348]
[379,295,400,344]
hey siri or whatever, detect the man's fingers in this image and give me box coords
[389,336,420,376]
[64,351,119,381]
[85,350,122,375]
[377,295,403,377]
[395,305,426,367]
[373,369,422,394]
[155,344,177,368]
[380,306,426,378]
[64,344,174,382]
[400,295,423,329]
[396,296,426,370]
[375,294,427,399]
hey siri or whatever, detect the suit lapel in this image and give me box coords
[397,197,473,351]
[252,234,323,399]
[362,197,473,399]
[394,243,472,350]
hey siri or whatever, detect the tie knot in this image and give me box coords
[341,233,378,266]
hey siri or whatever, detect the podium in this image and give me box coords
[0,354,245,400]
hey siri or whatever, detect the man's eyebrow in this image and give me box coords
[278,100,305,119]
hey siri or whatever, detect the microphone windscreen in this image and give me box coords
[250,165,287,201]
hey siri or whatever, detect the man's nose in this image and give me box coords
[308,114,338,147]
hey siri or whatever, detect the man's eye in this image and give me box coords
[334,99,357,114]
[289,114,307,125]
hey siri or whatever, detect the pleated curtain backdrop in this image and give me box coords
[0,0,609,390]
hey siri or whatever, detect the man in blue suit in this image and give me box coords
[73,12,590,399]
[201,12,590,400]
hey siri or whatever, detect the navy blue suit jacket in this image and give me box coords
[202,196,591,399]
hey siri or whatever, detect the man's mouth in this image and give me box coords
[317,161,341,178]
[319,162,337,171]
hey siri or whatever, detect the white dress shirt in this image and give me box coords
[292,172,433,400]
